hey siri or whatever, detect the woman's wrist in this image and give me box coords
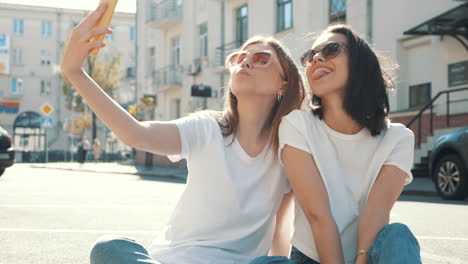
[64,68,86,82]
[354,249,368,264]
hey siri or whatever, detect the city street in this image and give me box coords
[1,164,467,264]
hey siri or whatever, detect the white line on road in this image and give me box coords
[0,228,158,235]
[418,236,468,242]
[421,251,467,264]
[0,204,173,209]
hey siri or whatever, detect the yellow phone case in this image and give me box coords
[89,0,118,55]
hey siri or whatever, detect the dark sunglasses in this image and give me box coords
[300,42,347,67]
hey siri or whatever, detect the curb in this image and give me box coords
[29,165,187,181]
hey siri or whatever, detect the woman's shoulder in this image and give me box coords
[384,120,415,142]
[282,109,316,124]
[387,121,414,136]
[279,109,319,140]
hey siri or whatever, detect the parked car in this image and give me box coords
[429,127,468,200]
[0,126,15,176]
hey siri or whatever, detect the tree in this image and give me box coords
[62,42,123,139]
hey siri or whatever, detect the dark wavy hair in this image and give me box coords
[311,24,396,136]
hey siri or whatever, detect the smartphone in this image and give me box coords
[89,0,118,55]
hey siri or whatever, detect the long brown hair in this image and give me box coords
[215,35,305,155]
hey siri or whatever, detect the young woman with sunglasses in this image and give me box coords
[275,24,422,264]
[61,4,304,264]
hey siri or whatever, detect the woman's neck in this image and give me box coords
[235,95,275,155]
[322,95,362,135]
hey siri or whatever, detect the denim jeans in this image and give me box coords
[90,235,160,264]
[249,223,421,264]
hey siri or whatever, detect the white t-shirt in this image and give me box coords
[149,111,290,264]
[278,110,414,263]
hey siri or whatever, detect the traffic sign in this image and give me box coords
[40,103,54,116]
[41,117,54,129]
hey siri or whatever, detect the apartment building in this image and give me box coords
[0,3,136,161]
[136,0,467,166]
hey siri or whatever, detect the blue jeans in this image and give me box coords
[250,223,421,264]
[90,235,160,264]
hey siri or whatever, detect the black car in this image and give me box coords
[429,127,468,200]
[0,126,15,176]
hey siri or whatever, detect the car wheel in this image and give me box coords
[434,154,468,200]
[0,168,4,177]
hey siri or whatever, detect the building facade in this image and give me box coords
[0,3,136,162]
[136,0,468,166]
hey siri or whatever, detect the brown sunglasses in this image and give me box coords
[300,42,347,67]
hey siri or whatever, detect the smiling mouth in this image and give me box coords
[310,67,333,81]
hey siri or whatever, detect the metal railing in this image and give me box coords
[406,86,468,148]
[148,0,183,24]
[215,40,243,67]
[153,65,184,88]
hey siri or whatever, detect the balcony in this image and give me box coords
[147,0,183,29]
[215,40,243,68]
[152,65,184,91]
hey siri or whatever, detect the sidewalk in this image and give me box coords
[402,177,437,196]
[28,162,188,180]
[28,162,436,196]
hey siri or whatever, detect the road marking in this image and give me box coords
[418,236,468,242]
[0,228,159,235]
[421,251,467,264]
[0,204,174,209]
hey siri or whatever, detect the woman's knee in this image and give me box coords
[379,223,416,241]
[90,235,134,264]
[369,223,421,263]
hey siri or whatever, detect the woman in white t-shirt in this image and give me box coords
[275,24,421,264]
[60,3,305,264]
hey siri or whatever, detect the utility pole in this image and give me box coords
[86,56,97,141]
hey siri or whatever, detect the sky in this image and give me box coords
[0,0,136,13]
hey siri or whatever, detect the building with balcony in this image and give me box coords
[0,3,136,162]
[136,0,468,167]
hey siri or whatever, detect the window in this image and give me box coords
[409,83,431,108]
[130,27,136,41]
[40,50,51,66]
[40,80,51,96]
[171,37,180,65]
[41,21,52,37]
[236,5,248,48]
[147,47,156,76]
[199,24,208,57]
[11,78,23,94]
[12,48,23,65]
[126,67,136,78]
[329,0,346,23]
[277,0,293,32]
[13,19,24,35]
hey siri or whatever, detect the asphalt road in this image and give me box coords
[1,165,467,264]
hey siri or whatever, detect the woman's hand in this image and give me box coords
[61,2,113,75]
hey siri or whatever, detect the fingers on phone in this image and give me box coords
[87,40,106,49]
[81,27,112,42]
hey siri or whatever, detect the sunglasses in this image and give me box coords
[226,50,277,68]
[300,42,347,67]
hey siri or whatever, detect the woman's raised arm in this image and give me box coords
[61,2,181,155]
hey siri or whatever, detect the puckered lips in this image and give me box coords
[309,65,333,81]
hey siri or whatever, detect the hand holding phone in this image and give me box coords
[89,0,118,55]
